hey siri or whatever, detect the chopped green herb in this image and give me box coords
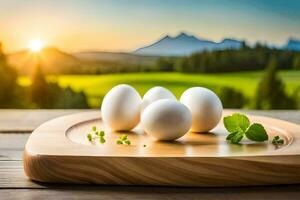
[143,144,146,147]
[87,126,105,144]
[223,113,268,144]
[100,131,105,137]
[272,135,284,146]
[100,137,106,144]
[116,134,131,145]
[120,134,128,141]
[87,133,93,142]
[116,140,123,145]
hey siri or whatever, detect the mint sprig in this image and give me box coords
[272,135,284,146]
[223,113,268,144]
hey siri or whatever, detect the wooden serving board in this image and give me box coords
[24,110,300,187]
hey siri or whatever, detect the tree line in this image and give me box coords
[156,44,300,73]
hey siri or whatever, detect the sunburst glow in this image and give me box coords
[28,39,44,52]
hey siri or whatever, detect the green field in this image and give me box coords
[18,71,300,108]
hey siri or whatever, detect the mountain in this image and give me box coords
[8,48,159,75]
[8,47,80,75]
[284,38,300,51]
[134,32,242,56]
[73,51,158,66]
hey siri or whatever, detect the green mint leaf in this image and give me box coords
[223,113,250,133]
[230,132,244,144]
[92,126,97,132]
[100,131,105,137]
[226,132,238,140]
[245,123,268,142]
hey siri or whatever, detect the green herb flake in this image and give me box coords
[272,135,284,146]
[125,140,131,145]
[100,131,105,137]
[100,137,106,144]
[87,133,93,142]
[92,126,97,132]
[116,140,123,145]
[120,134,128,141]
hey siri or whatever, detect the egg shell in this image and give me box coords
[180,87,223,132]
[101,84,142,131]
[141,99,192,140]
[141,86,176,112]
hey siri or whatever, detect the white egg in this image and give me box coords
[141,99,192,140]
[101,84,142,131]
[141,86,176,112]
[180,87,223,132]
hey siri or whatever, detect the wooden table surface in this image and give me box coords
[1,109,300,200]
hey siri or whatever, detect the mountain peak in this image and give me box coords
[134,32,242,56]
[176,32,190,38]
[285,38,300,51]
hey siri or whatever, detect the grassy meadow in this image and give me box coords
[18,70,300,108]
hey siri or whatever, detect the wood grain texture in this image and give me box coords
[23,110,300,187]
[0,134,29,161]
[0,109,88,133]
[3,185,300,200]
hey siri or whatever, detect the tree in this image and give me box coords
[0,43,18,107]
[254,57,295,109]
[156,57,174,71]
[293,56,300,70]
[30,64,51,108]
[218,87,246,108]
[293,87,300,109]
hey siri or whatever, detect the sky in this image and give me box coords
[0,0,300,53]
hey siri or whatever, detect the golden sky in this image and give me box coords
[1,0,300,53]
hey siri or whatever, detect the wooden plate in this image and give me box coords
[24,110,300,187]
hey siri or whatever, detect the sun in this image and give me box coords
[28,39,44,52]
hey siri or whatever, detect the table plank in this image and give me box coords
[0,134,29,161]
[0,109,90,133]
[0,161,45,188]
[2,185,300,200]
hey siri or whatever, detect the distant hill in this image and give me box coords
[8,48,158,75]
[284,38,300,51]
[8,47,80,75]
[134,32,242,56]
[73,51,158,66]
